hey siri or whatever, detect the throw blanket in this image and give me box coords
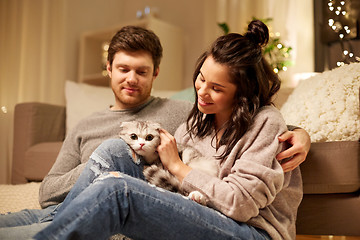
[281,62,360,142]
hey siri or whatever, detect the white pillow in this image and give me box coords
[280,62,360,142]
[65,81,114,133]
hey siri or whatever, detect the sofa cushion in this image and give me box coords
[65,81,114,133]
[301,141,360,194]
[24,142,63,181]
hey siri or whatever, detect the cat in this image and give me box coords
[119,121,161,165]
[118,121,218,205]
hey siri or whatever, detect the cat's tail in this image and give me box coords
[143,164,185,194]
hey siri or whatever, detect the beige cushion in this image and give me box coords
[24,142,63,181]
[65,81,114,133]
[301,141,360,194]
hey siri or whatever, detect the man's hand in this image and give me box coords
[277,128,311,172]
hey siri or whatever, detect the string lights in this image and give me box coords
[266,31,292,74]
[327,0,360,66]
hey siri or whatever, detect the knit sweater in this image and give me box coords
[175,106,303,240]
[39,97,192,208]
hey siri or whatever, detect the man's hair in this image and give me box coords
[107,26,163,74]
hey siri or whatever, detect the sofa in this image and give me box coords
[9,77,360,236]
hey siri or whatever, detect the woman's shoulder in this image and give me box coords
[252,105,287,132]
[256,105,284,121]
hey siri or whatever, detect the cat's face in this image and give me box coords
[119,121,161,164]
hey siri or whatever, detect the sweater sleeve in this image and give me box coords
[181,107,288,222]
[38,124,86,208]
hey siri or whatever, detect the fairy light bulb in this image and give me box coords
[336,61,344,67]
[1,106,7,114]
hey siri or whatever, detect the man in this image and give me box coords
[0,26,310,239]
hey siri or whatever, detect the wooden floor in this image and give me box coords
[296,235,360,240]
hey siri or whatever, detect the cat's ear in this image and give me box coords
[120,122,131,128]
[154,123,162,131]
[119,121,131,133]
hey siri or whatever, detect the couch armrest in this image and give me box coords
[12,102,66,184]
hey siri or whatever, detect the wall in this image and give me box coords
[63,0,314,88]
[64,0,216,89]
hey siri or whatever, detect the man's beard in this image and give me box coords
[113,87,151,109]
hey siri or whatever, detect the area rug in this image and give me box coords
[0,182,41,214]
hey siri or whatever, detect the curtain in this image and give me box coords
[0,0,66,184]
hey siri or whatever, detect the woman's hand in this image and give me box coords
[157,129,191,182]
[276,128,311,172]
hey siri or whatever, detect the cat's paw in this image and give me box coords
[188,191,206,205]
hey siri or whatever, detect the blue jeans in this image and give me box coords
[35,139,270,240]
[0,204,58,239]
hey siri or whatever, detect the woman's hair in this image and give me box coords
[187,20,281,159]
[107,26,163,75]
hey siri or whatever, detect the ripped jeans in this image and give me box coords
[34,138,270,240]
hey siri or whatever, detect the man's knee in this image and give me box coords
[102,138,127,148]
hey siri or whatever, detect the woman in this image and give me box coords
[35,20,302,240]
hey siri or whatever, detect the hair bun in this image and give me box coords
[245,20,269,47]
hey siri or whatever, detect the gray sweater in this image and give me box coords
[39,97,192,208]
[175,106,303,240]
